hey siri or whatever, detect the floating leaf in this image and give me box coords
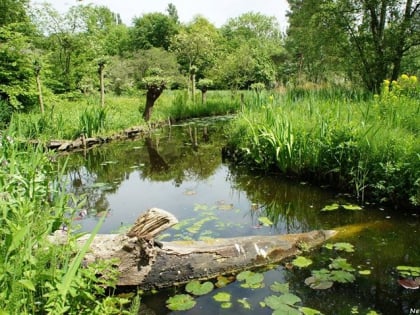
[185,280,214,296]
[323,243,334,250]
[215,276,233,288]
[342,204,362,211]
[331,242,355,253]
[238,298,252,309]
[358,270,371,275]
[258,216,273,226]
[329,258,355,272]
[264,293,301,310]
[213,292,231,303]
[194,203,209,211]
[270,281,289,294]
[299,306,324,315]
[272,304,301,315]
[237,271,264,289]
[396,265,420,277]
[329,270,355,283]
[321,203,340,211]
[291,256,313,268]
[166,294,196,311]
[305,276,334,290]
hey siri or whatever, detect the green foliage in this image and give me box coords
[78,106,107,138]
[291,256,313,268]
[166,294,196,311]
[0,137,131,314]
[236,270,264,289]
[185,280,214,296]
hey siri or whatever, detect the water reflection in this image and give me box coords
[60,118,419,315]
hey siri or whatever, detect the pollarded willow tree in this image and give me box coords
[286,0,420,91]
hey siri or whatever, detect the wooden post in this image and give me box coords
[98,60,106,107]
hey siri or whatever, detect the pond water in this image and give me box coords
[63,117,419,315]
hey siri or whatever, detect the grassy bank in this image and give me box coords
[226,78,420,208]
[0,136,138,314]
[7,90,241,142]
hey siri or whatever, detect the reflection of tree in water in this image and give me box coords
[61,120,229,211]
[228,167,336,232]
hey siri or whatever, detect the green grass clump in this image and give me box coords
[227,84,420,208]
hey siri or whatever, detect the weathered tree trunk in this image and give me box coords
[52,208,336,290]
[143,83,165,122]
[98,60,105,107]
[34,63,44,114]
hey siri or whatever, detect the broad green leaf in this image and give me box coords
[18,279,35,291]
[213,292,231,302]
[291,256,313,268]
[299,306,324,315]
[273,304,301,315]
[321,203,340,211]
[305,276,334,290]
[358,270,371,275]
[329,258,355,271]
[221,302,232,309]
[323,243,334,250]
[237,270,264,288]
[332,242,355,252]
[185,280,214,296]
[258,216,273,226]
[238,298,252,309]
[270,281,289,294]
[396,265,420,277]
[329,270,355,283]
[166,294,196,311]
[277,293,302,306]
[342,204,362,211]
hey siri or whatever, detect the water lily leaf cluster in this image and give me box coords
[321,203,362,212]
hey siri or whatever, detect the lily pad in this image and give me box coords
[329,257,355,272]
[213,291,231,303]
[329,270,355,283]
[270,281,290,294]
[321,203,340,211]
[326,242,355,253]
[238,298,252,309]
[342,204,363,211]
[358,269,371,275]
[396,265,420,277]
[166,294,196,311]
[264,293,301,310]
[291,256,313,268]
[299,306,324,315]
[305,276,334,290]
[236,270,264,289]
[185,280,214,296]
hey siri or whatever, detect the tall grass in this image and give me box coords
[227,84,420,208]
[0,133,135,314]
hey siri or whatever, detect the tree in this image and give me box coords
[0,0,30,27]
[286,0,420,91]
[170,16,221,99]
[130,12,178,50]
[197,78,213,104]
[142,76,166,122]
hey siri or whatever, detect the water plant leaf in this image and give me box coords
[305,276,334,290]
[18,279,35,291]
[270,281,289,294]
[321,203,340,211]
[331,242,355,252]
[166,294,196,311]
[291,256,313,268]
[329,270,356,283]
[213,292,231,302]
[396,265,420,277]
[264,293,301,310]
[193,203,209,211]
[258,216,273,226]
[185,280,214,296]
[215,276,233,288]
[299,306,324,315]
[358,270,371,275]
[236,270,264,289]
[342,204,362,211]
[329,258,355,271]
[238,298,252,309]
[272,304,301,315]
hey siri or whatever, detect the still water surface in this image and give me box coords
[63,117,419,315]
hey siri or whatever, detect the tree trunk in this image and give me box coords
[50,208,337,290]
[143,83,165,122]
[98,61,105,107]
[36,72,44,114]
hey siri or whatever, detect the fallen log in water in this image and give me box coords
[51,208,336,289]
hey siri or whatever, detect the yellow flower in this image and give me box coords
[383,79,390,86]
[400,74,409,81]
[409,75,418,84]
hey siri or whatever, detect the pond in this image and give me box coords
[62,117,419,315]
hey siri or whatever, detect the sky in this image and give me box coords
[38,0,289,29]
